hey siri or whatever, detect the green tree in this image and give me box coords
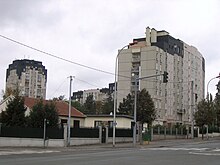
[118,89,156,144]
[118,89,156,125]
[137,89,156,127]
[95,101,103,114]
[194,99,214,139]
[44,101,59,127]
[102,94,114,114]
[214,81,220,127]
[71,101,85,112]
[83,95,96,114]
[28,99,59,128]
[1,87,27,126]
[118,93,133,115]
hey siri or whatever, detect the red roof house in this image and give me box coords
[24,97,86,118]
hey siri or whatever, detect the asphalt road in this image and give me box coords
[0,139,220,165]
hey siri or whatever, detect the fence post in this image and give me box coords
[63,124,68,147]
[43,119,46,148]
[99,126,102,144]
[105,126,108,144]
[175,128,178,139]
[164,127,166,140]
[186,127,189,139]
[151,127,153,141]
[158,126,160,140]
[0,123,2,136]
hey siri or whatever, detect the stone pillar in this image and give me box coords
[158,127,160,140]
[151,127,153,141]
[105,126,109,144]
[63,124,68,147]
[164,127,166,140]
[99,126,102,144]
[175,128,178,139]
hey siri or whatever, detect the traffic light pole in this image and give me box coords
[133,72,167,147]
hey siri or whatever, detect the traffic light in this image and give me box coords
[163,71,168,83]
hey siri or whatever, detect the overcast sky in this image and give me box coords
[0,0,220,100]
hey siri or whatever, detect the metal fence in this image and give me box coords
[108,128,133,137]
[70,127,99,138]
[152,126,187,135]
[0,126,63,139]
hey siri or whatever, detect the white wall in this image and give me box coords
[84,116,132,128]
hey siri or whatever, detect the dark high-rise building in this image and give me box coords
[6,59,47,99]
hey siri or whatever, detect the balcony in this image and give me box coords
[131,67,139,73]
[177,109,185,114]
[132,57,140,63]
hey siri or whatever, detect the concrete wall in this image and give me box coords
[0,137,100,147]
[198,132,220,138]
[0,137,46,147]
[108,137,133,143]
[70,138,100,146]
[152,135,186,141]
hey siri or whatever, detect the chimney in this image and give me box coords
[145,26,151,46]
[150,28,157,43]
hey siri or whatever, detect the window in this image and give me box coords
[37,75,41,82]
[74,120,80,128]
[61,119,67,127]
[94,121,102,128]
[108,121,113,128]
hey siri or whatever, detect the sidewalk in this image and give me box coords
[63,137,220,150]
[0,137,219,153]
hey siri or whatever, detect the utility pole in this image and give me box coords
[43,119,46,148]
[67,76,73,147]
[191,81,194,139]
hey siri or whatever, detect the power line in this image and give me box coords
[0,34,130,79]
[74,77,99,88]
[49,78,68,98]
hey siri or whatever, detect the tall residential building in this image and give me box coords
[6,59,47,99]
[117,27,205,126]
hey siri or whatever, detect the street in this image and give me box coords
[0,139,220,165]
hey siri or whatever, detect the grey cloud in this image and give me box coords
[0,0,63,28]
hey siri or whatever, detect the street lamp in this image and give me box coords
[207,74,220,100]
[113,41,137,147]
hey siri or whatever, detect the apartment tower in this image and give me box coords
[117,27,205,126]
[6,59,47,99]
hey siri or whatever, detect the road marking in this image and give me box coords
[141,147,209,151]
[0,150,60,156]
[189,152,220,156]
[141,147,220,156]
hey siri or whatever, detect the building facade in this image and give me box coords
[117,27,205,126]
[6,59,47,99]
[72,83,114,104]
